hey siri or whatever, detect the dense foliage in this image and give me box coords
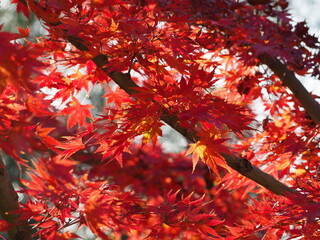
[0,0,319,239]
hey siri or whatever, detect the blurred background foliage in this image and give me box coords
[0,0,43,35]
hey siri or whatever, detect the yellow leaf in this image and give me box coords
[294,168,306,177]
[186,142,206,172]
[110,18,119,32]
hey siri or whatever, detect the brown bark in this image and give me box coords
[0,156,32,240]
[17,0,301,198]
[95,64,295,196]
[91,55,296,195]
[258,53,320,124]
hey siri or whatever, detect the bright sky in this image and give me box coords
[289,0,320,94]
[289,0,320,34]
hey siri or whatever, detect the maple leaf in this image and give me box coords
[104,85,131,106]
[84,187,146,238]
[186,127,231,175]
[26,94,54,117]
[17,26,30,37]
[60,97,93,129]
[159,190,223,237]
[83,190,112,239]
[55,136,85,159]
[140,118,163,145]
[11,0,30,19]
[36,125,62,150]
[186,142,206,172]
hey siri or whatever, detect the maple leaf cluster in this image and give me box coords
[0,0,319,239]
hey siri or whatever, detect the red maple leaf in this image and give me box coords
[60,97,93,129]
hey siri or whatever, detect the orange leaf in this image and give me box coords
[186,142,206,172]
[56,136,85,159]
[17,26,30,37]
[84,191,110,239]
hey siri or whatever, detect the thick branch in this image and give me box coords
[91,55,295,196]
[221,154,293,195]
[258,53,320,124]
[17,0,297,196]
[0,156,32,240]
[110,72,294,195]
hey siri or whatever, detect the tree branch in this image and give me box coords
[0,155,32,240]
[95,57,294,196]
[92,55,295,196]
[17,0,300,197]
[258,53,320,124]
